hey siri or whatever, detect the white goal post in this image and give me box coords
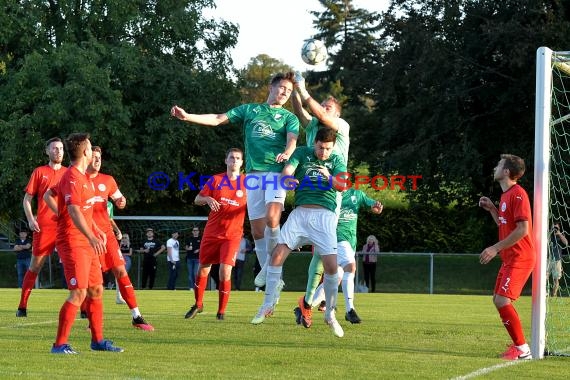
[532,46,551,360]
[533,47,570,359]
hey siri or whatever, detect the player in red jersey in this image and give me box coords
[17,137,66,317]
[184,148,247,321]
[80,146,154,331]
[44,132,123,354]
[479,154,536,361]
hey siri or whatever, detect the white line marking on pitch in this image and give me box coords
[451,360,530,380]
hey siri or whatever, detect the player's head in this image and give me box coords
[313,127,336,160]
[64,133,92,163]
[494,154,525,181]
[88,146,102,174]
[45,137,64,164]
[267,71,295,106]
[321,96,342,118]
[225,147,243,172]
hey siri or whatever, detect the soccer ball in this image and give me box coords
[301,39,328,65]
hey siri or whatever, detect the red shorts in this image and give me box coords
[199,236,240,266]
[494,264,533,300]
[99,230,125,272]
[32,225,57,257]
[59,246,103,289]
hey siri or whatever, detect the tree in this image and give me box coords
[0,0,243,219]
[236,54,292,103]
[356,0,570,205]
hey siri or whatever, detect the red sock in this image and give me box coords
[218,280,231,314]
[195,275,208,308]
[19,270,38,308]
[498,304,526,346]
[87,297,104,343]
[117,275,137,309]
[80,298,88,315]
[54,301,79,346]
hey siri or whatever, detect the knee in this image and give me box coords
[87,285,104,299]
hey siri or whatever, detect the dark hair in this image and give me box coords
[501,154,525,181]
[45,137,62,148]
[64,133,90,161]
[270,71,295,86]
[92,146,102,154]
[315,127,337,144]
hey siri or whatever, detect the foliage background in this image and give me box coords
[2,0,570,252]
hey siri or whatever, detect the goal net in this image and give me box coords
[534,47,570,358]
[113,215,208,289]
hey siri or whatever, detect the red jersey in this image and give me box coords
[91,173,122,233]
[497,184,535,268]
[52,166,97,249]
[200,173,247,240]
[24,164,67,227]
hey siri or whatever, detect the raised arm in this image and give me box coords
[170,105,229,127]
[291,90,312,126]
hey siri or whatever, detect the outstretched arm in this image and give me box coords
[171,105,229,127]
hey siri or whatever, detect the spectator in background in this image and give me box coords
[13,230,32,288]
[166,231,181,290]
[233,234,252,290]
[549,221,568,297]
[120,234,133,274]
[117,233,132,303]
[185,227,201,290]
[140,228,165,289]
[362,235,379,293]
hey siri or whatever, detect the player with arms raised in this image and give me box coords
[171,72,299,302]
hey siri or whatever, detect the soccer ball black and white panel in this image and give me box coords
[301,39,328,65]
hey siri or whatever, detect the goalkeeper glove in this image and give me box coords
[294,71,310,102]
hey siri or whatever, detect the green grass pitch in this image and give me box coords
[0,289,566,379]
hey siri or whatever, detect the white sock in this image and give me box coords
[342,272,355,312]
[311,284,325,307]
[323,272,339,320]
[131,307,141,318]
[254,238,267,270]
[516,343,530,352]
[263,266,282,307]
[264,226,280,255]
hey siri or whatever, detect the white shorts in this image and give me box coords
[246,172,286,220]
[278,207,337,255]
[337,241,355,268]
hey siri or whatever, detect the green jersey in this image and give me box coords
[107,201,114,218]
[337,189,376,249]
[287,146,346,212]
[226,103,300,173]
[305,117,350,165]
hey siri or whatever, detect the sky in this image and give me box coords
[204,0,390,71]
